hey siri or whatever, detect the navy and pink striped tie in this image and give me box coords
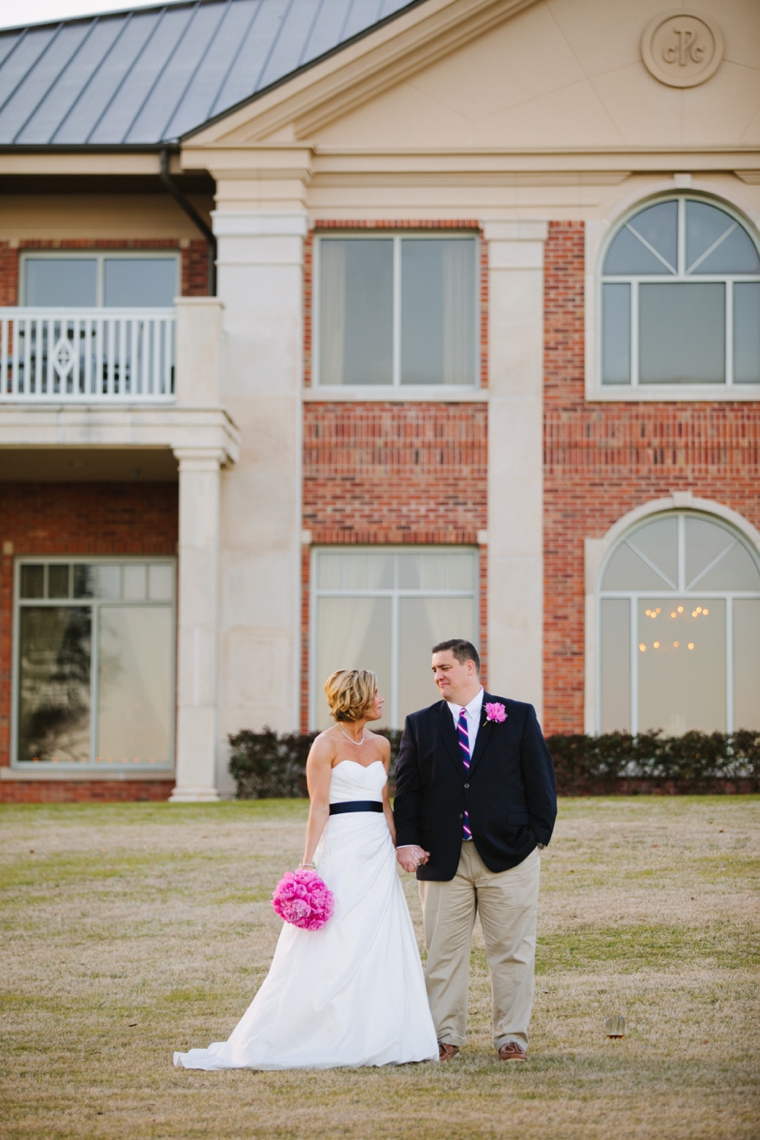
[457,708,472,840]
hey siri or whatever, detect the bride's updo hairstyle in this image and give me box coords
[324,669,377,723]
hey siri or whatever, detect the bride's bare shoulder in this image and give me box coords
[366,730,391,757]
[308,729,338,761]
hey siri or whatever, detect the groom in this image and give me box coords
[394,639,556,1062]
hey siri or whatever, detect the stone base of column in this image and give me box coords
[169,784,221,803]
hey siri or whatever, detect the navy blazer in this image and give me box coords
[393,694,557,881]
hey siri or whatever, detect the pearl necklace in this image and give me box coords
[336,724,365,746]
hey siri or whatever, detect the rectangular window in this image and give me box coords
[316,235,478,388]
[22,253,180,308]
[600,598,630,732]
[14,559,175,769]
[601,283,631,384]
[311,548,478,729]
[734,282,760,383]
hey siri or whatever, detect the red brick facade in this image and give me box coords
[301,401,489,726]
[542,221,760,735]
[0,482,178,800]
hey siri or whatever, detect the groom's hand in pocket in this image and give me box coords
[396,845,429,873]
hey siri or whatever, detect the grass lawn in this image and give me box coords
[1,796,758,1140]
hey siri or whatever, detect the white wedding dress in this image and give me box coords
[174,760,438,1070]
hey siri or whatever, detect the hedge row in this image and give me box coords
[228,728,760,799]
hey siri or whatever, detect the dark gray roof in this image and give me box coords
[0,0,419,147]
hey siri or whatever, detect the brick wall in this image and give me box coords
[543,221,760,735]
[302,402,488,727]
[0,482,178,800]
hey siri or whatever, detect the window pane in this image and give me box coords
[123,563,147,601]
[319,239,393,385]
[600,598,630,732]
[734,282,760,383]
[73,564,94,598]
[48,564,70,599]
[604,203,677,275]
[317,553,342,589]
[602,542,676,592]
[104,258,177,307]
[97,606,172,764]
[637,598,725,735]
[98,564,121,599]
[343,553,368,590]
[733,600,760,731]
[18,607,91,763]
[148,563,174,601]
[627,518,678,588]
[398,597,474,724]
[639,283,725,383]
[448,554,475,590]
[602,283,630,384]
[401,239,475,385]
[25,259,97,306]
[686,201,760,274]
[684,518,760,590]
[20,564,44,599]
[315,596,392,730]
[398,554,421,589]
[369,554,393,588]
[421,554,447,590]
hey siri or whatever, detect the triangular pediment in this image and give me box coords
[183,0,760,156]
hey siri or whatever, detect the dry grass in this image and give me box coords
[0,796,758,1140]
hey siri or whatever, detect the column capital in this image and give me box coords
[211,211,309,238]
[173,447,227,471]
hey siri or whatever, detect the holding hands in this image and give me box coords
[396,845,429,873]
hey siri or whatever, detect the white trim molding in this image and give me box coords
[583,493,760,734]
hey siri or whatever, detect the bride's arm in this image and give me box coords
[301,736,334,867]
[379,737,396,845]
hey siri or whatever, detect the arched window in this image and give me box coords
[599,513,760,735]
[601,197,760,387]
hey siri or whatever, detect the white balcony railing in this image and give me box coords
[0,308,175,402]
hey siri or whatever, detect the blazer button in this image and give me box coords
[464,783,470,789]
[458,814,463,820]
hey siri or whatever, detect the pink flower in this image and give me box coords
[484,702,507,724]
[272,868,334,931]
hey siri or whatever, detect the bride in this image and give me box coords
[174,668,438,1070]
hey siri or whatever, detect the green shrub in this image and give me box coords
[228,728,403,799]
[229,727,760,799]
[546,730,760,795]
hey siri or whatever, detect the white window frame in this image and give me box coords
[11,555,177,771]
[312,233,481,398]
[19,250,181,307]
[591,510,760,735]
[309,546,480,730]
[587,192,760,402]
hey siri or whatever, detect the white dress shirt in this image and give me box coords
[446,687,484,755]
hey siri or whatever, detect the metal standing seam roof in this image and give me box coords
[0,0,422,148]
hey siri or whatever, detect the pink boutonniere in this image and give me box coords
[484,702,507,724]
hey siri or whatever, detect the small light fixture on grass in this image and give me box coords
[605,1015,625,1039]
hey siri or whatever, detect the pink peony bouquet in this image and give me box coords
[272,868,335,931]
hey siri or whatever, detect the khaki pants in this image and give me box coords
[419,844,540,1049]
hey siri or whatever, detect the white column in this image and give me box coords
[212,209,307,792]
[170,447,225,802]
[483,221,548,719]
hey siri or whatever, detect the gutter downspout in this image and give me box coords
[160,148,217,296]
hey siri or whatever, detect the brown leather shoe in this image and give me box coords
[438,1042,460,1061]
[498,1041,527,1061]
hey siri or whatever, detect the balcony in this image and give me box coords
[0,298,239,463]
[0,308,175,403]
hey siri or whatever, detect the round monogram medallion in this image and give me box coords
[641,10,724,88]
